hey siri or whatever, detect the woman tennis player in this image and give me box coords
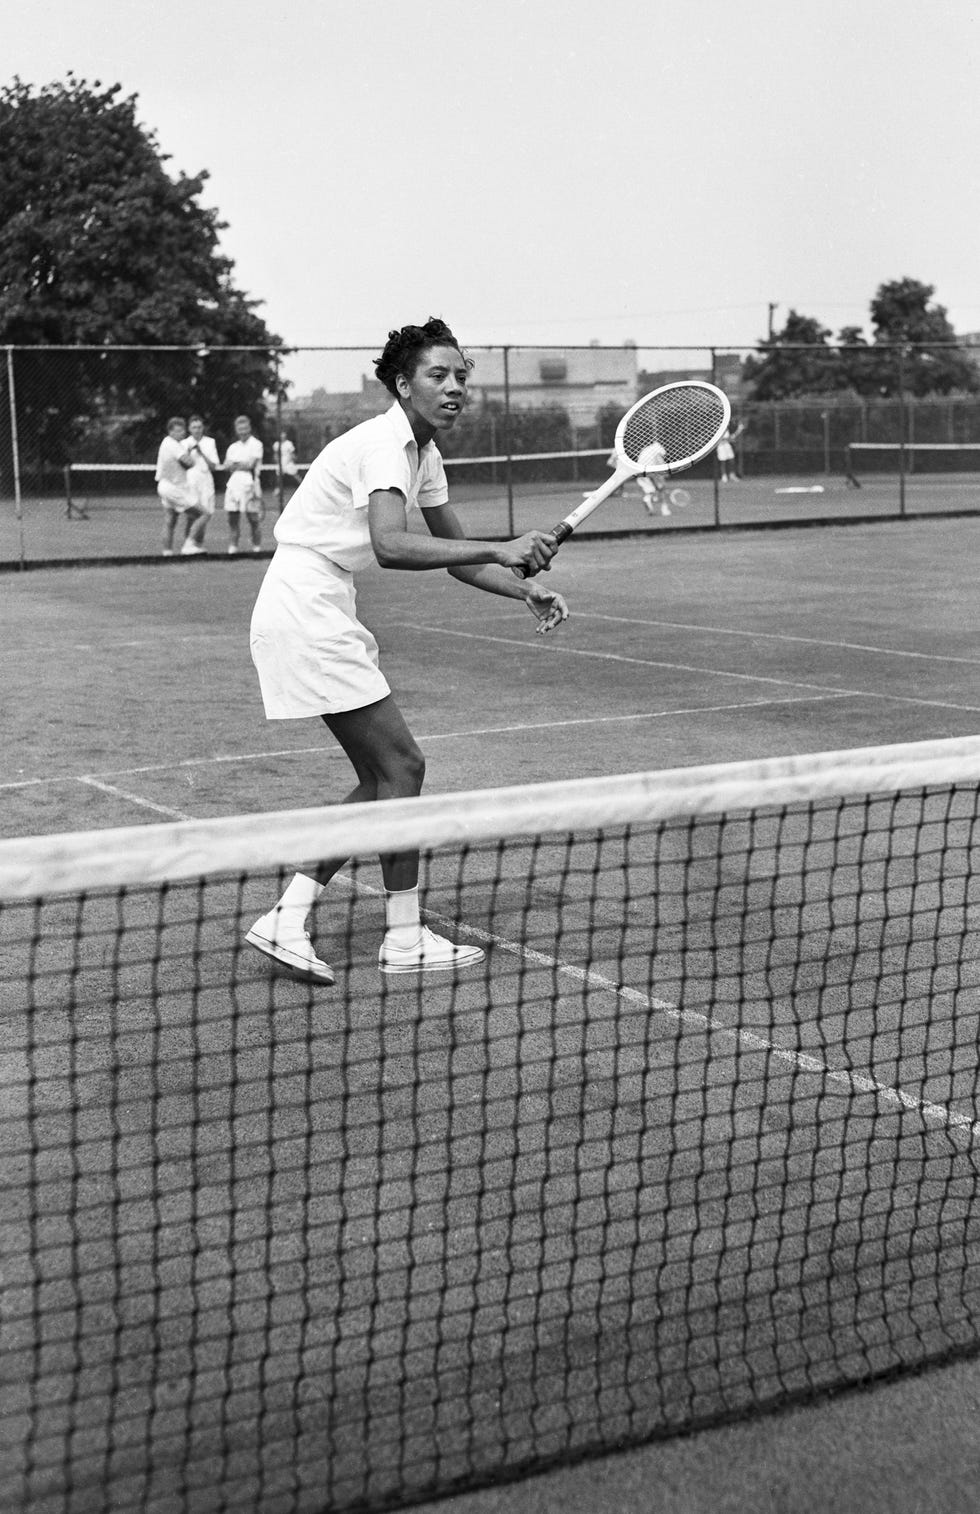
[247,317,568,984]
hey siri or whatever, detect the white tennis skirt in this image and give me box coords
[249,545,390,719]
[157,481,193,513]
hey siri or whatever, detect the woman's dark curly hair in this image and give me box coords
[374,317,469,396]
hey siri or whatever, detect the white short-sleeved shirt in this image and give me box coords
[188,435,219,477]
[187,435,219,500]
[224,435,265,503]
[155,435,193,488]
[273,401,449,572]
[275,438,300,477]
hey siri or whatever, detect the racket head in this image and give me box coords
[614,381,731,476]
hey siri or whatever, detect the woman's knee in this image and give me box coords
[323,704,425,793]
[391,739,425,793]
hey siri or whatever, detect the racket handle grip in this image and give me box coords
[513,521,574,580]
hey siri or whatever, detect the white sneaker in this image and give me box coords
[162,549,174,557]
[181,540,206,555]
[245,910,335,985]
[227,544,238,555]
[378,926,485,975]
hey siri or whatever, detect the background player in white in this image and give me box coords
[154,417,203,556]
[273,431,302,511]
[716,420,745,482]
[183,414,220,551]
[247,317,568,984]
[224,414,265,553]
[591,445,672,515]
[636,442,671,515]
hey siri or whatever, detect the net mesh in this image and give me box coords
[3,738,980,1513]
[847,443,980,477]
[620,384,729,470]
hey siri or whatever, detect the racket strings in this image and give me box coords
[622,390,728,469]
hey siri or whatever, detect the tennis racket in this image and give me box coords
[517,380,730,575]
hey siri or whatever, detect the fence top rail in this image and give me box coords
[5,341,979,354]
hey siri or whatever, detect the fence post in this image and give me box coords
[821,411,830,476]
[503,346,514,537]
[274,348,284,513]
[898,347,907,518]
[6,347,24,568]
[710,348,720,527]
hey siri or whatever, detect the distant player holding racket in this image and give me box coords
[586,447,673,516]
[716,420,745,482]
[632,444,691,516]
[247,317,568,985]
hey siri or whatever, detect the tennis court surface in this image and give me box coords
[3,521,980,1513]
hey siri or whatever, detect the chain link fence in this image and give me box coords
[3,343,980,566]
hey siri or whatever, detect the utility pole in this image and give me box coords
[767,302,779,340]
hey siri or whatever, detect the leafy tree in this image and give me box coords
[867,278,978,396]
[743,282,979,402]
[741,311,843,400]
[0,75,283,472]
[833,325,872,393]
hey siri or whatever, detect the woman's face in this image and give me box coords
[396,344,468,437]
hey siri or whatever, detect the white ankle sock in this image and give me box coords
[384,886,422,947]
[274,872,324,922]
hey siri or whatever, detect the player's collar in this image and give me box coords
[386,400,432,455]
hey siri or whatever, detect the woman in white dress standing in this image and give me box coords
[247,317,569,985]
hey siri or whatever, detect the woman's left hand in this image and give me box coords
[525,582,569,635]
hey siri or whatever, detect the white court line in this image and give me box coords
[7,623,977,806]
[0,694,849,794]
[576,613,980,668]
[6,632,247,656]
[77,776,195,822]
[338,874,980,1147]
[20,760,980,1144]
[11,618,980,666]
[396,622,980,716]
[0,749,341,791]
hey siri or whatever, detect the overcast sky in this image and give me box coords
[6,0,980,368]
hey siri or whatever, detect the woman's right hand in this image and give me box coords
[497,531,558,577]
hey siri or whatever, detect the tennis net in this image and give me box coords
[847,442,980,482]
[60,450,614,512]
[3,736,980,1513]
[63,462,311,518]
